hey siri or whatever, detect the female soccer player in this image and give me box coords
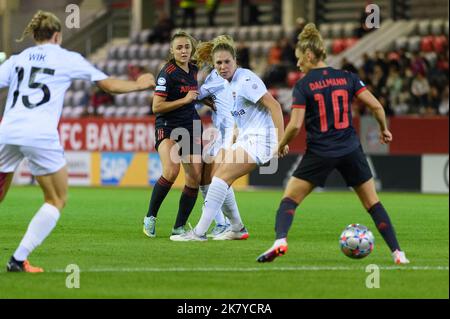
[0,10,155,272]
[170,35,286,241]
[257,23,409,264]
[143,31,203,238]
[193,36,246,238]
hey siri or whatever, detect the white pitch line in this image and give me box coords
[48,266,449,273]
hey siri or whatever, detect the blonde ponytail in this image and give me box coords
[297,23,327,62]
[17,10,61,43]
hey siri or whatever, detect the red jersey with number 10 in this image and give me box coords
[291,67,367,157]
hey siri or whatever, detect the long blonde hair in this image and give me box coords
[167,30,197,62]
[194,35,237,68]
[17,10,62,43]
[297,23,327,63]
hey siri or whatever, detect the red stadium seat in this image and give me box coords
[332,39,346,54]
[420,36,434,52]
[344,37,358,49]
[433,35,448,53]
[287,71,302,87]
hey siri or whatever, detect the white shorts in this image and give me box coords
[0,144,66,176]
[203,127,234,159]
[231,134,277,166]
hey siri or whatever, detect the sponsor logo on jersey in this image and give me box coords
[231,109,246,117]
[156,85,166,91]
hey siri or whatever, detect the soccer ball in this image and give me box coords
[339,224,374,259]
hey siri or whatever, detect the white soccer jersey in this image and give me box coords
[0,43,107,150]
[198,69,235,153]
[229,68,277,165]
[229,68,275,136]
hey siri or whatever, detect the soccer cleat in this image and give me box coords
[171,225,187,236]
[6,257,44,273]
[143,216,157,238]
[170,229,207,242]
[392,250,410,264]
[212,226,249,240]
[256,243,288,263]
[207,223,231,238]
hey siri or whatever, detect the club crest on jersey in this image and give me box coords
[157,77,166,85]
[252,84,258,90]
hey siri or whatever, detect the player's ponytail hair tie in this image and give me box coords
[297,23,327,63]
[17,10,61,43]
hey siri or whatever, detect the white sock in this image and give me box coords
[274,238,287,247]
[13,203,60,261]
[222,186,244,231]
[200,184,227,226]
[195,177,229,236]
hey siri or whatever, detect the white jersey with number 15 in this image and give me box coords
[0,43,107,150]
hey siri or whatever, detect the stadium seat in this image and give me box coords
[103,106,117,118]
[130,31,140,44]
[159,43,170,59]
[148,44,160,58]
[126,92,139,106]
[332,39,346,54]
[237,27,250,41]
[62,105,73,118]
[137,91,151,106]
[287,71,302,87]
[249,26,261,41]
[408,36,421,52]
[108,46,119,59]
[137,105,152,117]
[116,60,129,75]
[249,42,261,57]
[324,39,332,55]
[418,20,431,36]
[431,19,444,35]
[105,60,118,75]
[63,91,73,106]
[114,106,128,118]
[138,46,150,59]
[117,45,128,60]
[270,25,284,41]
[319,24,331,39]
[344,37,358,49]
[139,29,152,44]
[126,106,139,117]
[395,36,408,50]
[72,105,85,118]
[433,35,448,53]
[420,36,434,52]
[331,23,343,39]
[95,61,107,73]
[203,28,216,41]
[114,94,127,107]
[343,23,357,38]
[128,45,140,60]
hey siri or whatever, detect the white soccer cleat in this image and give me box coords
[170,229,207,242]
[212,226,249,240]
[256,240,288,263]
[392,250,410,264]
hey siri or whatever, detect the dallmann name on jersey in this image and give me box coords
[231,109,246,117]
[309,78,348,91]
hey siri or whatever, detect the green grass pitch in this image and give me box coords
[0,186,448,298]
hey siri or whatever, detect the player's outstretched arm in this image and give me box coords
[97,73,156,94]
[357,90,393,144]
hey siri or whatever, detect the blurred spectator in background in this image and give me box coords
[371,64,387,97]
[128,65,147,81]
[429,85,441,115]
[386,65,403,113]
[206,0,221,27]
[410,51,428,77]
[341,57,358,74]
[291,17,306,45]
[90,87,114,116]
[439,86,449,116]
[411,71,430,114]
[280,37,297,68]
[236,41,250,69]
[180,0,196,28]
[362,52,375,76]
[241,0,260,25]
[147,12,174,44]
